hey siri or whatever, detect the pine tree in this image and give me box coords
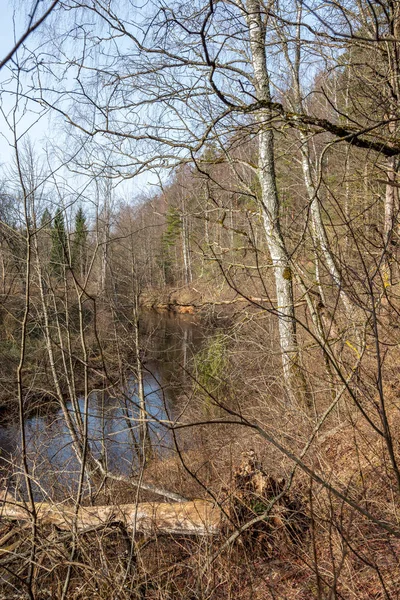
[40,207,52,230]
[50,209,68,276]
[72,206,88,278]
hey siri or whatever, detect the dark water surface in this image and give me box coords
[0,312,207,499]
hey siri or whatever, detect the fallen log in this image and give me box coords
[0,496,221,536]
[0,453,308,541]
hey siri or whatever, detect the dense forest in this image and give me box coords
[1,0,400,598]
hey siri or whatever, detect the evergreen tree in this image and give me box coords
[40,207,52,230]
[72,206,88,277]
[50,209,68,276]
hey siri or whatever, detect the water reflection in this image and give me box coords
[0,313,205,500]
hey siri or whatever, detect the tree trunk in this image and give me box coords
[0,496,220,536]
[246,0,309,406]
[383,154,398,288]
[282,7,363,342]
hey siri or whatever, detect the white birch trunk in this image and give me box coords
[130,249,151,460]
[283,7,362,331]
[32,232,86,467]
[383,150,398,289]
[134,306,151,458]
[299,133,358,322]
[246,0,308,405]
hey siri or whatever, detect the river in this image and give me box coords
[0,312,208,500]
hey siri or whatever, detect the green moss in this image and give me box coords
[283,266,292,280]
[194,332,229,411]
[250,499,269,517]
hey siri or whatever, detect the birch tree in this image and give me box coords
[276,1,364,340]
[244,0,309,404]
[28,0,312,404]
[10,0,400,405]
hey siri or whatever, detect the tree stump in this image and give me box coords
[228,450,309,555]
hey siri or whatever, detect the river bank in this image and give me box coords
[0,312,211,498]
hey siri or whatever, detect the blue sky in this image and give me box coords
[0,1,49,165]
[0,0,158,199]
